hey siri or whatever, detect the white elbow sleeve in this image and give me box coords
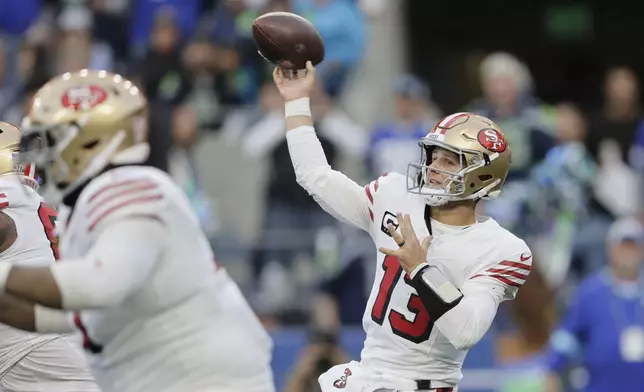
[50,262,124,309]
[51,218,164,310]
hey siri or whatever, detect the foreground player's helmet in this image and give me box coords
[407,112,511,206]
[19,69,148,200]
[0,122,39,190]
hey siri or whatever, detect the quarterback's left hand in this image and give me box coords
[378,213,431,274]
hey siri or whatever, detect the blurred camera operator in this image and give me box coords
[283,296,348,392]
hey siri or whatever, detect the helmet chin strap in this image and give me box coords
[424,194,451,207]
[423,178,502,207]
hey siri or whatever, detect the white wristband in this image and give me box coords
[410,262,430,279]
[285,98,311,118]
[0,263,12,292]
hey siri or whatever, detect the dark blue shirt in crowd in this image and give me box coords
[0,0,41,35]
[545,270,644,392]
[130,0,200,48]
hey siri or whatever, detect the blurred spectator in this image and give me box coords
[168,104,218,235]
[133,8,192,106]
[545,218,644,392]
[469,52,555,182]
[210,0,251,46]
[2,67,50,126]
[145,100,174,172]
[182,37,237,130]
[0,0,42,36]
[586,67,641,165]
[0,0,42,85]
[0,41,50,122]
[55,5,114,73]
[0,41,15,118]
[530,103,599,287]
[468,52,555,235]
[130,0,201,56]
[587,67,643,218]
[631,120,644,172]
[91,0,131,65]
[208,0,275,104]
[293,0,367,97]
[221,82,282,145]
[366,74,439,176]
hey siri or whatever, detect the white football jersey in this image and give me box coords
[0,175,63,376]
[359,173,531,384]
[286,125,532,388]
[60,166,274,392]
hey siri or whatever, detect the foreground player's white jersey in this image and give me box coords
[60,166,274,392]
[287,126,532,386]
[0,176,60,375]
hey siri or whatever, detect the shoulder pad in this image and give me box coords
[80,168,168,233]
[364,172,406,203]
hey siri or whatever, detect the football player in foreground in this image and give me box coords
[0,70,275,392]
[0,122,99,391]
[275,62,532,392]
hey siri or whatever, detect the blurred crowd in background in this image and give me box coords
[2,0,644,391]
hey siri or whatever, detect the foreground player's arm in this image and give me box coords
[0,211,18,252]
[409,252,532,350]
[0,293,74,333]
[277,64,372,232]
[0,217,164,310]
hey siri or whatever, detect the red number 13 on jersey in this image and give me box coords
[371,255,434,343]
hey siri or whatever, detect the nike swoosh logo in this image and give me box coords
[520,253,532,262]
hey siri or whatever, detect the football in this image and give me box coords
[252,12,325,70]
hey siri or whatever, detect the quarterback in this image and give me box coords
[0,70,274,392]
[275,63,532,391]
[0,122,99,391]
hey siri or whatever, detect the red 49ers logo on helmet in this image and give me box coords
[477,128,507,153]
[61,85,107,111]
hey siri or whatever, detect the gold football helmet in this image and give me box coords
[407,112,511,206]
[20,69,148,199]
[0,122,39,190]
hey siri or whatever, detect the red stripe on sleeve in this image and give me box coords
[498,260,531,270]
[87,182,158,218]
[88,195,163,231]
[488,274,523,287]
[364,185,374,204]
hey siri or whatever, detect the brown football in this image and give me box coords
[252,12,325,70]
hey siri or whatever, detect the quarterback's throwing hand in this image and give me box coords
[378,213,432,274]
[273,61,317,101]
